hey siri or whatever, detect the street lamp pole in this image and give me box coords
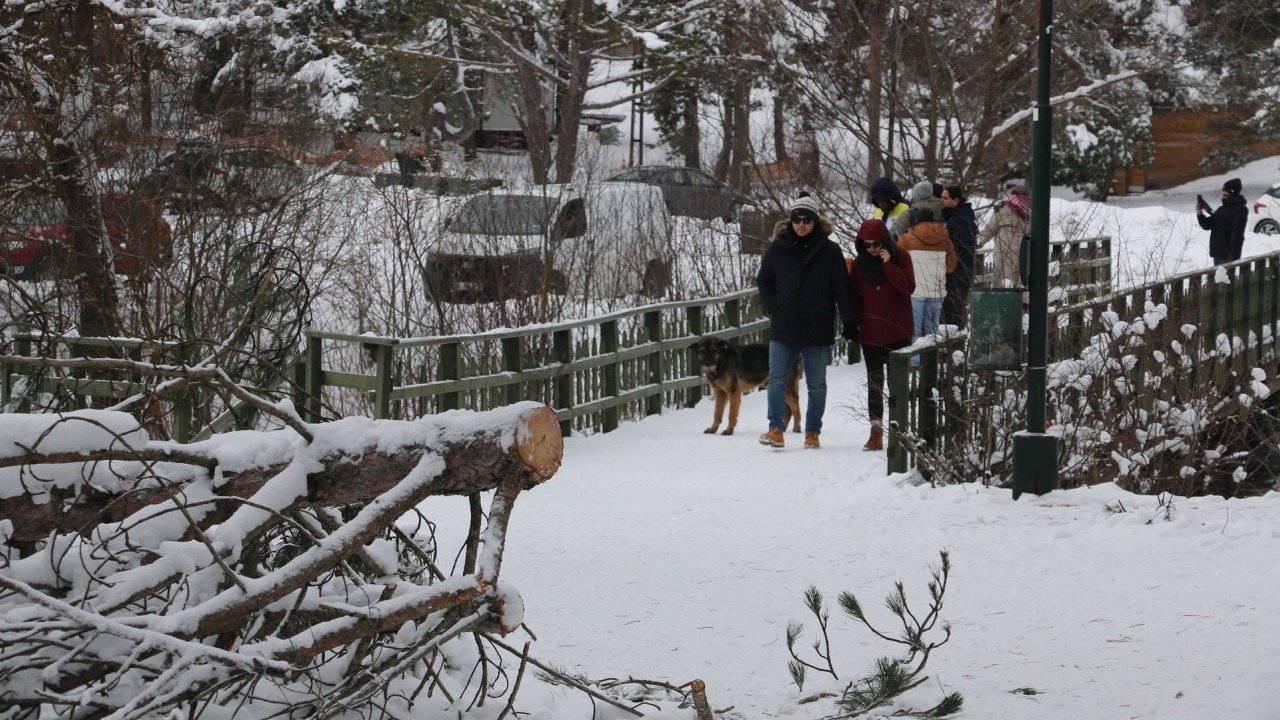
[1012,0,1059,498]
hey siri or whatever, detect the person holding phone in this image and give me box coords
[1197,178,1249,266]
[847,218,915,451]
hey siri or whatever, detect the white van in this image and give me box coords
[426,182,672,301]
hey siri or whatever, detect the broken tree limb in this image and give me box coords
[2,403,562,544]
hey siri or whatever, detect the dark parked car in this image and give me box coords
[605,165,747,220]
[1,194,173,279]
[137,141,304,212]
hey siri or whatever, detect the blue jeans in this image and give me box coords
[912,296,942,339]
[767,341,830,433]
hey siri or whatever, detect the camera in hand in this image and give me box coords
[1197,194,1212,213]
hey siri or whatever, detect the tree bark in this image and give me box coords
[3,405,563,544]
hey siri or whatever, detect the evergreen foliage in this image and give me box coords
[786,551,961,719]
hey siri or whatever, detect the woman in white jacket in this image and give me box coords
[896,208,958,341]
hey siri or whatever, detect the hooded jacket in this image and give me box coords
[897,221,957,299]
[756,217,856,346]
[892,181,944,239]
[869,177,910,238]
[1198,193,1249,261]
[848,232,916,347]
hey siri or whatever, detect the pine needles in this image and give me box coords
[786,550,962,719]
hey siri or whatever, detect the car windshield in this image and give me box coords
[452,195,559,235]
[9,201,66,226]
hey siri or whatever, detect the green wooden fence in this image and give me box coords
[886,249,1280,475]
[298,289,808,435]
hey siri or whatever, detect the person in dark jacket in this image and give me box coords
[941,184,979,327]
[847,218,915,451]
[756,192,857,450]
[1198,177,1249,265]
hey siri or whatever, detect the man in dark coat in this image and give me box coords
[941,184,979,327]
[756,192,857,450]
[1198,177,1249,265]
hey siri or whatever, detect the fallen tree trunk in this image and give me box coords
[2,403,561,544]
[0,402,563,719]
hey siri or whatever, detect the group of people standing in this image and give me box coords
[755,174,1253,453]
[755,178,1031,452]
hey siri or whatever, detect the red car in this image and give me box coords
[1,194,173,279]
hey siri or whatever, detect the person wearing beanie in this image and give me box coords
[940,184,979,327]
[892,179,944,239]
[847,218,915,451]
[1198,177,1249,265]
[756,191,858,450]
[869,177,910,239]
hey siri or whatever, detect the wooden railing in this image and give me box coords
[4,289,818,438]
[886,249,1280,475]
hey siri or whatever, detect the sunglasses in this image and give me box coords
[791,215,816,225]
[863,241,882,250]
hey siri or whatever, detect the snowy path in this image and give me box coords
[422,362,1280,720]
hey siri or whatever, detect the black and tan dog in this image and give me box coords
[694,336,801,435]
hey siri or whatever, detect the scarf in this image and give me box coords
[1003,191,1031,221]
[855,235,897,285]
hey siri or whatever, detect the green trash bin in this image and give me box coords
[967,287,1023,370]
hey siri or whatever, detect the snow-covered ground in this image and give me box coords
[422,361,1280,720]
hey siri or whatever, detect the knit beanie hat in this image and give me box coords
[910,181,934,203]
[790,191,819,218]
[1223,178,1242,195]
[855,218,890,244]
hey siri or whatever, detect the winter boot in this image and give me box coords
[863,423,884,451]
[804,432,821,449]
[759,427,785,448]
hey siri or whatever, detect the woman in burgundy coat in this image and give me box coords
[848,218,916,450]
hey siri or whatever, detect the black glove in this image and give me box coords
[841,322,860,343]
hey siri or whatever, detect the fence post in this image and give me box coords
[305,334,323,423]
[554,329,573,436]
[502,336,523,405]
[724,297,741,331]
[919,345,939,453]
[1251,258,1265,368]
[1101,237,1113,287]
[886,352,911,474]
[439,341,461,411]
[601,319,619,432]
[686,305,704,408]
[373,343,394,419]
[1271,257,1280,359]
[645,310,662,417]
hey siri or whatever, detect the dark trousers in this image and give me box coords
[862,341,910,420]
[943,281,971,328]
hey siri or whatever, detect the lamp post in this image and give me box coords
[1012,0,1059,499]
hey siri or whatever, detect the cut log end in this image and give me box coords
[515,405,563,479]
